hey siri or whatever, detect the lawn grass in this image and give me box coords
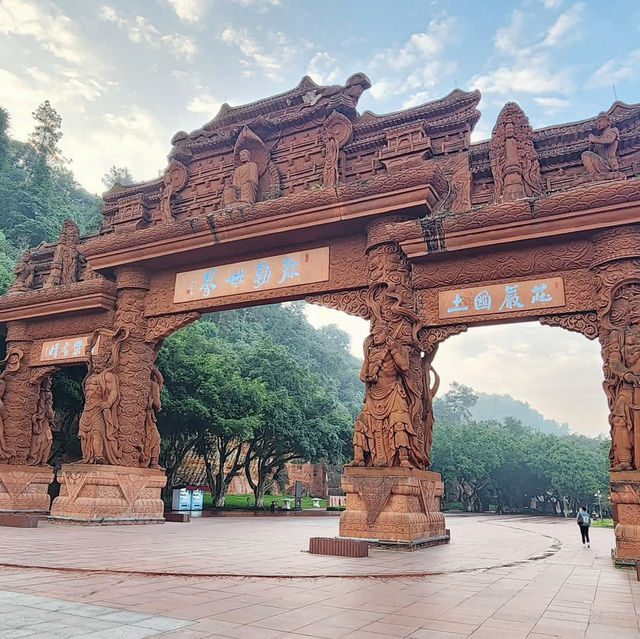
[591,518,614,528]
[203,493,327,510]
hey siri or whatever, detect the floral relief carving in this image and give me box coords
[145,312,201,342]
[304,289,370,319]
[538,312,599,340]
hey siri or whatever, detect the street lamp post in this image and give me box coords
[595,491,603,519]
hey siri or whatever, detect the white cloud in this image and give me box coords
[64,106,169,193]
[0,0,88,65]
[187,94,223,116]
[473,58,571,95]
[307,51,340,85]
[100,5,198,61]
[219,26,311,81]
[304,305,607,436]
[0,64,112,140]
[368,17,458,104]
[436,323,608,437]
[542,3,584,47]
[542,0,563,8]
[167,0,210,23]
[534,96,570,111]
[589,48,640,88]
[230,0,282,7]
[471,8,578,97]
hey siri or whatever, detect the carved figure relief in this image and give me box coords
[0,347,25,463]
[349,229,436,470]
[44,220,79,288]
[321,110,353,187]
[599,281,640,471]
[350,320,422,468]
[582,113,620,175]
[233,148,259,203]
[27,377,54,465]
[443,152,472,213]
[160,159,189,223]
[78,338,124,465]
[8,251,35,293]
[221,126,278,206]
[141,366,163,469]
[490,102,542,203]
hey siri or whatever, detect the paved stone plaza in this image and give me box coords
[0,514,635,638]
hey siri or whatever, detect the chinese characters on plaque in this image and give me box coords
[39,335,96,363]
[438,277,565,319]
[173,247,330,304]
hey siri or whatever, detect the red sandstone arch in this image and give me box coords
[1,74,640,560]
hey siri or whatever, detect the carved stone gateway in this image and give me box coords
[0,74,640,558]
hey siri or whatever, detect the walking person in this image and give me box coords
[577,506,591,548]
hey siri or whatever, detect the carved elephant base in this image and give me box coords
[611,470,640,564]
[339,466,447,544]
[49,463,166,525]
[0,463,54,512]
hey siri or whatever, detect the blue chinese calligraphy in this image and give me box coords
[531,283,552,304]
[447,294,469,313]
[72,340,84,357]
[278,257,300,284]
[200,269,217,297]
[253,262,272,289]
[474,290,492,311]
[499,285,524,311]
[226,270,245,287]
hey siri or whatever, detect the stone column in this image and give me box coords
[50,267,166,524]
[0,321,54,512]
[593,227,640,563]
[339,217,448,546]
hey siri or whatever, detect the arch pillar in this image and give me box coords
[50,267,166,524]
[339,216,448,546]
[592,226,640,563]
[0,321,55,512]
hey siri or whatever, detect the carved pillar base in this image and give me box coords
[610,471,640,564]
[49,464,166,525]
[0,464,54,512]
[339,467,447,544]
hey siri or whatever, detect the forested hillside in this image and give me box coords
[0,103,101,294]
[471,392,570,436]
[431,383,609,514]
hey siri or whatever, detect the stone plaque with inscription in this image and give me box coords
[174,247,330,303]
[439,277,564,320]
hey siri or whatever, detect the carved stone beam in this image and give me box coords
[538,312,599,340]
[145,312,201,343]
[29,366,60,384]
[418,324,468,354]
[305,289,370,320]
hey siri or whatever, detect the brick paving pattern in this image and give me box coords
[0,514,635,638]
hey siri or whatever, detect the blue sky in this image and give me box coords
[1,0,636,435]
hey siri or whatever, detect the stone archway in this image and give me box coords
[0,74,639,560]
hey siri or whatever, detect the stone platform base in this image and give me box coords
[339,466,446,543]
[49,464,166,525]
[611,471,640,564]
[0,463,54,512]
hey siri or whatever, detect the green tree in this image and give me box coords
[0,106,9,167]
[102,166,134,189]
[28,100,63,186]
